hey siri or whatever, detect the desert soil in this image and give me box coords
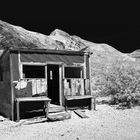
[0,102,140,140]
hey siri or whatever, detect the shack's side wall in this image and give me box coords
[0,51,12,119]
[11,52,20,81]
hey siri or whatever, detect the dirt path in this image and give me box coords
[0,104,140,140]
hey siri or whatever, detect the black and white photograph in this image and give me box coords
[0,1,140,140]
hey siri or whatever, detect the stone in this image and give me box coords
[47,112,71,122]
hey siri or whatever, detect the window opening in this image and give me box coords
[64,66,83,78]
[23,65,45,78]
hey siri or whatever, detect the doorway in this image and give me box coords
[47,64,60,105]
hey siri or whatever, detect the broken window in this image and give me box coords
[64,66,85,96]
[23,65,45,78]
[64,66,83,78]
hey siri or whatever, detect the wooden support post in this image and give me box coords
[65,105,68,112]
[65,98,68,111]
[93,97,96,110]
[10,53,14,121]
[45,101,50,119]
[16,101,20,122]
[89,98,92,110]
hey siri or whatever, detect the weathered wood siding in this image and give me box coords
[64,79,90,97]
[20,52,84,64]
[0,51,12,119]
[13,79,47,98]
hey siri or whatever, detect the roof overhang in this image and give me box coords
[9,48,92,56]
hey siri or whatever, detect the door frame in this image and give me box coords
[46,62,63,106]
[20,61,63,105]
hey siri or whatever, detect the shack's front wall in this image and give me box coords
[11,51,91,108]
[11,52,85,80]
[0,51,12,119]
[11,51,86,96]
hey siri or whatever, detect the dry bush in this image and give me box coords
[91,60,140,108]
[100,61,140,108]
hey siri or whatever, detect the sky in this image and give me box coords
[0,1,140,53]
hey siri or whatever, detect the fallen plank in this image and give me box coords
[22,117,48,125]
[74,110,89,118]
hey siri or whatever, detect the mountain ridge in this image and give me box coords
[0,20,135,58]
[0,20,137,78]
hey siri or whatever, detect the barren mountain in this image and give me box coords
[49,29,135,77]
[0,20,136,87]
[130,50,140,58]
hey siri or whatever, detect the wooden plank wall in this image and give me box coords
[0,52,12,119]
[64,79,84,96]
[13,79,47,98]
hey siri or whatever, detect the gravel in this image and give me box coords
[0,104,140,140]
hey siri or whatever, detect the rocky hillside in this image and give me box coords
[0,20,137,91]
[130,50,140,58]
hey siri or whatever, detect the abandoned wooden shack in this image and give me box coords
[0,47,92,121]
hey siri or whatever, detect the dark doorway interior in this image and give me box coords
[47,64,60,105]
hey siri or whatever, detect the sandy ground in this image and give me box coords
[0,103,140,140]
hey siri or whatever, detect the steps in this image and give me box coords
[47,111,71,122]
[48,104,71,122]
[49,104,65,113]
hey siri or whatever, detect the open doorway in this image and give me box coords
[47,64,60,105]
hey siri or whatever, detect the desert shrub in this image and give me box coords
[101,61,140,108]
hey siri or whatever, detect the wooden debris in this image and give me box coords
[74,110,89,118]
[22,117,48,125]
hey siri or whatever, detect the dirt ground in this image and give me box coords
[0,101,140,140]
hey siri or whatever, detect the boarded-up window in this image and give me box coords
[23,65,45,78]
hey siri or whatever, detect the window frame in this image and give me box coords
[63,64,84,79]
[20,62,47,79]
